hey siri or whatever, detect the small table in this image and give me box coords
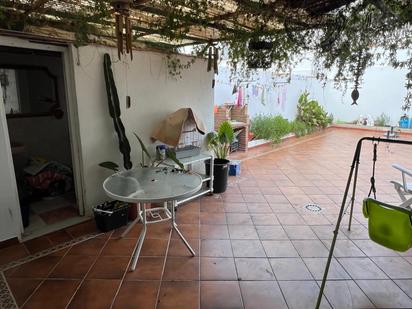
[103,167,202,271]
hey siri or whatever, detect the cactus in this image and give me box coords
[103,53,132,170]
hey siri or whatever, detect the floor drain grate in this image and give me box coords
[304,203,322,213]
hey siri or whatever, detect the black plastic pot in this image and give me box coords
[205,158,230,194]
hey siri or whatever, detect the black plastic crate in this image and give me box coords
[93,201,129,232]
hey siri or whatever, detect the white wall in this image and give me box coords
[72,46,214,214]
[215,61,410,125]
[0,85,22,241]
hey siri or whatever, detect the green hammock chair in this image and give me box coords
[363,198,412,252]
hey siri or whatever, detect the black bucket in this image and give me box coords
[205,158,230,194]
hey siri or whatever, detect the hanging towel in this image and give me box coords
[236,86,243,107]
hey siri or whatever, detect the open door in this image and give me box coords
[0,76,22,242]
[0,44,85,240]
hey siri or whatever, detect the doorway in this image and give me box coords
[0,45,85,240]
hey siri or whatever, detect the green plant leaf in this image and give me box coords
[166,149,186,171]
[134,132,152,166]
[99,161,120,172]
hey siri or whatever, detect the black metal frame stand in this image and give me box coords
[316,136,412,309]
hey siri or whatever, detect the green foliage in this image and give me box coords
[250,115,291,143]
[134,133,153,167]
[290,120,309,137]
[98,161,119,172]
[374,113,391,127]
[296,92,331,129]
[206,121,235,159]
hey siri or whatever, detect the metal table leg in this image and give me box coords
[170,200,195,256]
[129,203,147,271]
[121,203,142,238]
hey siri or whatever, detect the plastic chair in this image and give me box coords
[391,164,412,208]
[363,198,412,252]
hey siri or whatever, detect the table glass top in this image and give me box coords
[103,167,203,203]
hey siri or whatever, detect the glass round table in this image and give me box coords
[103,167,202,271]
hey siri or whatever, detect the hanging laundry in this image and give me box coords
[232,84,237,94]
[261,87,266,106]
[236,86,243,107]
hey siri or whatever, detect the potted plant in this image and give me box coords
[205,120,234,193]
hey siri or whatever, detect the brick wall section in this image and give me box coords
[214,105,249,152]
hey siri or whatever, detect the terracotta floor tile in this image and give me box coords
[125,256,165,280]
[113,281,159,309]
[251,213,279,225]
[68,279,120,309]
[200,281,243,309]
[246,203,273,213]
[226,213,253,225]
[200,202,225,213]
[8,256,61,278]
[223,202,249,213]
[171,224,199,239]
[158,281,199,309]
[320,280,374,308]
[49,254,96,279]
[356,279,412,308]
[87,256,129,279]
[24,279,80,309]
[200,239,233,257]
[269,203,297,213]
[240,281,288,309]
[337,257,388,279]
[322,239,365,257]
[235,258,275,280]
[270,258,313,280]
[261,240,299,257]
[371,256,412,279]
[283,225,318,240]
[200,224,229,239]
[46,230,73,245]
[303,257,350,280]
[176,211,200,224]
[0,244,28,267]
[228,225,258,239]
[24,236,53,254]
[145,222,172,239]
[199,212,227,225]
[279,280,332,309]
[277,213,306,225]
[168,238,199,257]
[101,238,136,256]
[292,240,330,257]
[65,220,98,238]
[163,256,199,281]
[200,257,238,280]
[231,240,266,257]
[6,278,42,306]
[255,225,288,240]
[67,237,107,255]
[141,238,169,256]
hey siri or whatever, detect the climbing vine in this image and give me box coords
[0,0,411,107]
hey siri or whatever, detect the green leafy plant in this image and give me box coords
[290,120,309,137]
[296,92,330,129]
[250,115,291,144]
[99,132,186,172]
[374,113,391,127]
[206,121,235,160]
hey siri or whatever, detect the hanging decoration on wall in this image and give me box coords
[111,0,133,60]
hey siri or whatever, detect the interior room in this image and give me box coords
[0,46,82,239]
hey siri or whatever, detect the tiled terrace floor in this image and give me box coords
[2,128,412,309]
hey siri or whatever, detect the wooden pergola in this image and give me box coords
[0,0,356,49]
